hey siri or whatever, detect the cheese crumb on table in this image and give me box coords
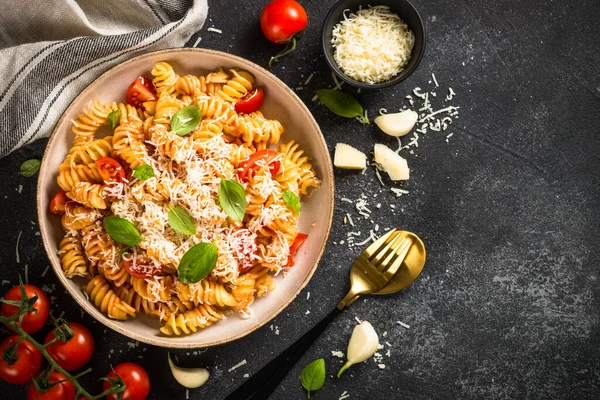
[228,359,247,372]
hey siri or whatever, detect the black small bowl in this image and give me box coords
[322,0,425,90]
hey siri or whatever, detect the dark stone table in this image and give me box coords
[1,0,599,398]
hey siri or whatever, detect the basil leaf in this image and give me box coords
[171,105,202,136]
[300,358,326,399]
[315,89,369,124]
[178,242,218,284]
[218,179,247,222]
[132,164,154,181]
[106,109,121,131]
[282,190,301,214]
[103,216,143,247]
[168,206,196,236]
[18,159,41,177]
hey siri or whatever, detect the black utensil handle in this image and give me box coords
[225,306,343,400]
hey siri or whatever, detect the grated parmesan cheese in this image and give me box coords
[16,230,22,264]
[331,6,415,84]
[304,73,315,85]
[228,359,247,372]
[332,350,345,358]
[396,320,410,329]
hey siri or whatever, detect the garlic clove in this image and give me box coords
[168,352,210,389]
[374,110,418,137]
[334,143,367,170]
[338,320,380,377]
[373,144,410,181]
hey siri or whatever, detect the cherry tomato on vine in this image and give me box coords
[287,232,308,266]
[103,362,150,400]
[27,370,76,400]
[121,253,163,279]
[237,150,281,182]
[126,76,156,108]
[234,87,265,114]
[0,336,42,384]
[49,190,69,215]
[260,0,308,43]
[1,284,49,334]
[44,322,94,372]
[96,157,126,184]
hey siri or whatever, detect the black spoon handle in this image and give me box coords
[225,306,343,400]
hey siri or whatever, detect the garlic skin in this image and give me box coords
[168,352,210,389]
[338,320,380,377]
[374,110,418,137]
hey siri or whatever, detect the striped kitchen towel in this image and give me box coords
[0,0,208,158]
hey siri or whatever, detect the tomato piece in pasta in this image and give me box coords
[121,252,163,279]
[95,157,126,184]
[234,87,265,114]
[237,149,281,182]
[287,233,308,267]
[231,229,258,272]
[49,190,70,215]
[126,76,157,107]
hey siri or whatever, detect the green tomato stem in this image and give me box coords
[269,34,300,67]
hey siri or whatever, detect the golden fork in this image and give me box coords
[226,229,426,400]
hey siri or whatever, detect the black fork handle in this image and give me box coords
[224,306,343,400]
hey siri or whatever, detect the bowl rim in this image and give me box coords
[37,47,335,348]
[321,0,426,90]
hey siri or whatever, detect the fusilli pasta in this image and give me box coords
[52,61,320,336]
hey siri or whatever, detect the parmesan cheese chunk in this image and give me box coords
[374,144,409,180]
[334,143,367,170]
[374,110,418,137]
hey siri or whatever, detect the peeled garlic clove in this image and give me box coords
[168,352,210,389]
[373,143,410,181]
[334,143,367,170]
[338,320,379,377]
[374,110,418,137]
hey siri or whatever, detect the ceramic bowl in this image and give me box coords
[322,0,425,90]
[37,48,334,348]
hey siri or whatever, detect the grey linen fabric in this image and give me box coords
[0,0,209,158]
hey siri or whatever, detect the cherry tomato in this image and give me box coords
[96,157,126,184]
[237,150,281,182]
[0,336,42,384]
[44,322,94,371]
[232,229,258,272]
[234,87,265,114]
[260,0,308,43]
[49,190,69,215]
[103,362,150,400]
[1,284,50,334]
[126,76,156,108]
[27,371,76,400]
[121,253,163,279]
[287,232,308,266]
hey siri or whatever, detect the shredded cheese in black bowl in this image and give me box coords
[322,0,425,90]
